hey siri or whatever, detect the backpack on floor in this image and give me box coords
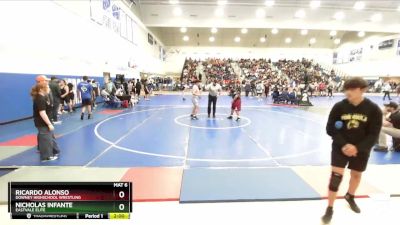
[121,100,129,108]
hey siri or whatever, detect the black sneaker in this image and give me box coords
[88,114,92,119]
[192,116,199,120]
[227,116,233,119]
[41,156,57,163]
[321,206,333,224]
[213,115,216,118]
[80,113,84,120]
[41,158,51,162]
[208,114,210,118]
[236,117,241,121]
[345,193,361,213]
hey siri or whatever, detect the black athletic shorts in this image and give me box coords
[81,99,92,106]
[331,150,370,172]
[61,96,70,104]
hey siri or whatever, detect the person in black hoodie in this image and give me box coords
[322,77,382,224]
[49,76,62,124]
[135,79,142,101]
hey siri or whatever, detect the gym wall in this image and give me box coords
[0,0,164,123]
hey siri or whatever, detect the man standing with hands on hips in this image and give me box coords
[322,77,382,224]
[206,78,222,118]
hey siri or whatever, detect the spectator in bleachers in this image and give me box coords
[288,88,298,104]
[272,87,280,103]
[181,57,341,104]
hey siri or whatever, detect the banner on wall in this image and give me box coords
[349,48,363,62]
[148,33,154,45]
[90,0,121,35]
[160,46,166,61]
[333,52,338,64]
[90,0,138,45]
[397,40,400,56]
[378,39,394,50]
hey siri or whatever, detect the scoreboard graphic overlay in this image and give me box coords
[8,182,132,219]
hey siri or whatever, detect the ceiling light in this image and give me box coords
[309,37,316,44]
[285,37,292,43]
[173,7,182,16]
[215,8,224,17]
[256,8,266,18]
[217,0,227,6]
[329,30,337,36]
[334,38,341,45]
[169,0,179,4]
[209,36,215,42]
[241,28,248,34]
[295,9,306,18]
[271,28,278,34]
[310,1,321,9]
[183,35,189,41]
[265,0,275,7]
[301,29,308,35]
[354,1,365,10]
[370,13,382,22]
[333,11,345,20]
[398,5,400,11]
[260,37,266,43]
[358,31,365,37]
[211,27,218,33]
[180,27,187,33]
[234,36,241,42]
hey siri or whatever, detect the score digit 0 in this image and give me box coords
[118,191,125,199]
[119,203,125,211]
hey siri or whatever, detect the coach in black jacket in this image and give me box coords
[322,77,382,224]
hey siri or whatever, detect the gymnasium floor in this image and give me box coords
[0,94,399,206]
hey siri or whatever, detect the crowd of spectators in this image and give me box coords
[46,76,101,124]
[182,58,236,86]
[181,57,340,105]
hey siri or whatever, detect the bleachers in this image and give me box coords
[181,58,340,93]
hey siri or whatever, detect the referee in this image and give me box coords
[322,77,382,224]
[206,79,222,118]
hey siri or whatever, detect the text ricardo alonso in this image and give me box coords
[14,190,79,212]
[14,189,81,200]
